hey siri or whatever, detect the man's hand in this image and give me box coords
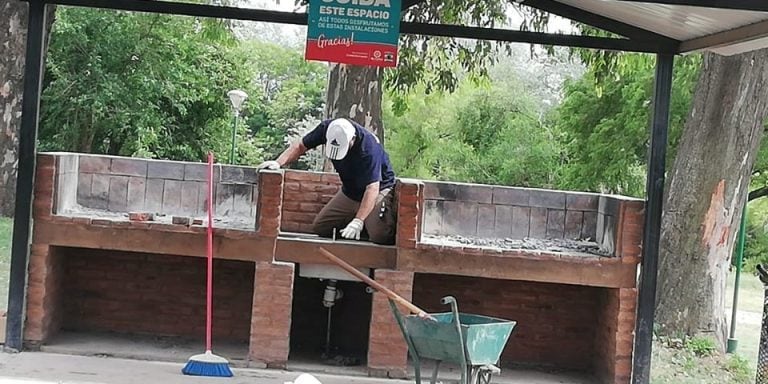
[340,218,364,240]
[257,160,281,170]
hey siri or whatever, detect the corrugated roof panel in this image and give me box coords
[555,0,768,41]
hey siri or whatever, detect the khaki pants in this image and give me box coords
[312,188,397,245]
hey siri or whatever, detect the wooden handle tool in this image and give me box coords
[318,247,434,320]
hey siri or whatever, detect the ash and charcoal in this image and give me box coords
[421,234,613,257]
[60,206,256,230]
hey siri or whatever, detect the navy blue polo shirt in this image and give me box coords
[302,119,396,201]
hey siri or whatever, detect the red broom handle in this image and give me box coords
[206,152,214,351]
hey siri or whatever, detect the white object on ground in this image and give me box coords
[284,373,322,384]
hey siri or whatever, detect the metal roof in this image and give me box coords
[552,0,768,55]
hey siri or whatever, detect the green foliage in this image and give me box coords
[653,336,754,384]
[684,336,717,357]
[725,354,752,381]
[238,40,327,164]
[384,76,560,188]
[742,199,768,274]
[39,7,261,163]
[0,217,11,309]
[552,53,701,197]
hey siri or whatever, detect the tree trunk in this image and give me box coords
[322,63,384,171]
[0,0,55,217]
[656,49,768,350]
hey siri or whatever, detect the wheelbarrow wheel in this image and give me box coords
[469,365,500,384]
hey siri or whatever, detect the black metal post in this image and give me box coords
[5,0,48,352]
[631,53,674,384]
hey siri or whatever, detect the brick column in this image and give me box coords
[24,244,64,348]
[617,200,644,265]
[256,170,283,236]
[368,269,414,379]
[249,261,294,368]
[395,179,424,249]
[595,288,637,384]
[33,154,56,220]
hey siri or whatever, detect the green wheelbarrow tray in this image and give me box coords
[388,296,517,384]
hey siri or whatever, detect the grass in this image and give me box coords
[726,270,763,369]
[0,216,11,312]
[652,336,753,384]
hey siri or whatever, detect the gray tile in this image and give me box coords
[477,204,496,238]
[529,207,547,238]
[424,182,458,201]
[422,200,443,235]
[107,176,129,212]
[456,184,492,204]
[582,211,598,241]
[148,161,184,180]
[546,210,566,239]
[111,158,148,177]
[493,188,530,206]
[565,211,584,239]
[530,190,566,209]
[145,179,165,212]
[493,205,513,238]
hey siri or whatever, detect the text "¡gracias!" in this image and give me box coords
[320,0,392,19]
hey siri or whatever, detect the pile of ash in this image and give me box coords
[420,234,613,257]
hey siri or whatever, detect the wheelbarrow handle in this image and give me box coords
[319,247,434,320]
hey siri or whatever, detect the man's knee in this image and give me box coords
[368,229,395,245]
[364,218,396,245]
[312,215,336,237]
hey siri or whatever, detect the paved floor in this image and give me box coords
[0,330,594,384]
[0,351,594,384]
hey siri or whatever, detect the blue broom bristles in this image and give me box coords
[182,350,234,377]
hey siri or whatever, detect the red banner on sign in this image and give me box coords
[305,40,398,67]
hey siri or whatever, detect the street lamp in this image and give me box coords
[227,89,248,164]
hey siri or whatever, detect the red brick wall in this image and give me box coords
[281,170,341,233]
[59,248,254,342]
[594,288,636,384]
[395,179,423,249]
[24,245,65,345]
[250,261,294,368]
[368,269,413,378]
[412,273,602,371]
[256,170,283,237]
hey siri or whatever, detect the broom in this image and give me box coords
[182,152,234,377]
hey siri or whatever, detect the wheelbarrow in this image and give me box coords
[316,248,516,384]
[388,296,517,384]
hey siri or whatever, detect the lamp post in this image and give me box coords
[227,89,248,164]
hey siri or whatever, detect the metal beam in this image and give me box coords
[399,22,671,53]
[632,52,674,384]
[520,0,679,47]
[617,0,768,12]
[5,0,48,351]
[52,0,308,24]
[47,0,674,53]
[402,0,425,9]
[680,19,768,53]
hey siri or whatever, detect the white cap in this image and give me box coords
[325,119,356,160]
[284,373,322,384]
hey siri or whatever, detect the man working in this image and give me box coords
[258,118,397,245]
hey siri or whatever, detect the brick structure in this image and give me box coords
[20,153,645,384]
[367,269,414,378]
[249,261,295,368]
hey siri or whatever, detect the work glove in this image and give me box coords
[257,160,280,170]
[340,218,364,240]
